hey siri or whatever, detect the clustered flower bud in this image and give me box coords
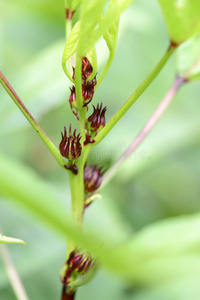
[67,251,92,274]
[84,164,104,193]
[69,57,97,115]
[87,102,107,132]
[61,251,92,288]
[59,124,82,160]
[82,76,97,106]
[82,57,93,79]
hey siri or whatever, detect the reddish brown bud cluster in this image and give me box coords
[67,251,92,274]
[61,251,92,288]
[82,57,93,79]
[87,102,107,132]
[84,164,104,193]
[59,124,82,160]
[82,76,97,107]
[69,57,97,116]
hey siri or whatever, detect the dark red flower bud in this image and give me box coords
[82,76,97,106]
[84,164,104,193]
[67,251,92,275]
[69,86,79,119]
[82,57,93,79]
[87,102,107,132]
[59,124,82,160]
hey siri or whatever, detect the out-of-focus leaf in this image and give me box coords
[157,0,200,44]
[176,35,200,78]
[0,152,119,268]
[109,214,200,282]
[0,234,26,245]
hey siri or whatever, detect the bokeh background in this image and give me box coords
[0,0,200,299]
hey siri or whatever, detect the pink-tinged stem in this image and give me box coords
[102,76,186,188]
[0,70,66,168]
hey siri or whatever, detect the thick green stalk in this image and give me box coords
[94,44,176,145]
[0,71,66,168]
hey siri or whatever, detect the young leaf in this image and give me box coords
[0,234,27,245]
[62,20,81,81]
[157,0,200,44]
[79,0,133,56]
[65,0,82,10]
[176,35,200,79]
[78,0,107,56]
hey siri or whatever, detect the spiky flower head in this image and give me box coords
[82,76,97,106]
[59,124,82,160]
[84,164,104,193]
[67,251,92,275]
[87,102,107,132]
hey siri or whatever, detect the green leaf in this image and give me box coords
[0,234,27,245]
[157,0,200,44]
[97,17,119,86]
[176,35,200,79]
[78,0,133,56]
[62,20,81,81]
[65,0,82,10]
[0,152,114,264]
[78,0,107,56]
[109,214,200,282]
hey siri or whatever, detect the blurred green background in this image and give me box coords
[0,0,200,299]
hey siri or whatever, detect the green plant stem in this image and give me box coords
[96,51,114,89]
[68,166,85,255]
[0,71,66,168]
[101,75,186,189]
[94,44,176,146]
[0,244,30,300]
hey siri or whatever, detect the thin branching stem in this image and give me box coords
[0,71,66,168]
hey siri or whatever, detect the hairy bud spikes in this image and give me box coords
[59,124,82,160]
[82,76,97,106]
[87,103,107,132]
[67,251,92,275]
